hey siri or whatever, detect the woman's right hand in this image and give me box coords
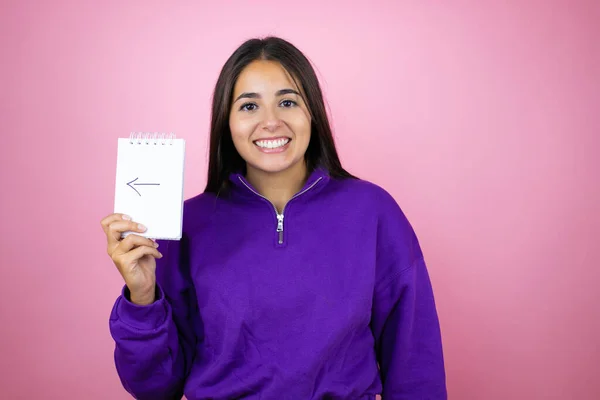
[101,213,163,305]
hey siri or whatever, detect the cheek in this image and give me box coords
[230,118,257,142]
[287,112,311,137]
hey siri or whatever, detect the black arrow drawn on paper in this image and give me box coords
[127,177,160,197]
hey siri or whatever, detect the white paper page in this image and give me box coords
[113,137,185,240]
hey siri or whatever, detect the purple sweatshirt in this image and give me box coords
[109,167,447,399]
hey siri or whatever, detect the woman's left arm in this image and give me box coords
[370,188,447,399]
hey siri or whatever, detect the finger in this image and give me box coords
[101,213,132,235]
[121,245,163,266]
[113,233,158,256]
[107,221,148,254]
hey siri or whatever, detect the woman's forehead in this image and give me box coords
[234,60,300,93]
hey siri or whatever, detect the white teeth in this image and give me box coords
[255,138,290,149]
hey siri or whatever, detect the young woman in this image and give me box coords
[101,36,447,400]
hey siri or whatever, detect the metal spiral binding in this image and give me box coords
[129,132,176,145]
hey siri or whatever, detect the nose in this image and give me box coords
[261,108,282,132]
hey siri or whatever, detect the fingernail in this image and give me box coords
[154,241,159,248]
[158,252,163,258]
[138,224,146,231]
[122,215,131,220]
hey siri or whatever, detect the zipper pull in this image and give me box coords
[277,214,284,244]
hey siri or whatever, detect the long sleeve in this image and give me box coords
[370,190,447,399]
[108,234,200,400]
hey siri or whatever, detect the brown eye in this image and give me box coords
[240,103,257,112]
[280,100,297,108]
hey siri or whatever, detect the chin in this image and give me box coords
[247,157,304,175]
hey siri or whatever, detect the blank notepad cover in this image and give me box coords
[113,135,185,240]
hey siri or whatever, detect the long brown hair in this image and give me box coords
[204,36,357,194]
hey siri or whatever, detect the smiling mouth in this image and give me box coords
[253,137,291,149]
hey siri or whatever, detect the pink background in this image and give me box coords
[1,1,599,399]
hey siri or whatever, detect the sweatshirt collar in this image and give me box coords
[228,166,330,201]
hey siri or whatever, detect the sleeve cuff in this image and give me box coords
[116,284,168,330]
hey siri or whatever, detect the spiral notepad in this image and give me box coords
[113,132,186,240]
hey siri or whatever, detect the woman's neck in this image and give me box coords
[246,161,309,213]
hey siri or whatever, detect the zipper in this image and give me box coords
[277,214,284,244]
[237,176,324,245]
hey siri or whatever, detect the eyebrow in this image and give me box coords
[233,88,300,103]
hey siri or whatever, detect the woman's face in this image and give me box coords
[229,60,311,176]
